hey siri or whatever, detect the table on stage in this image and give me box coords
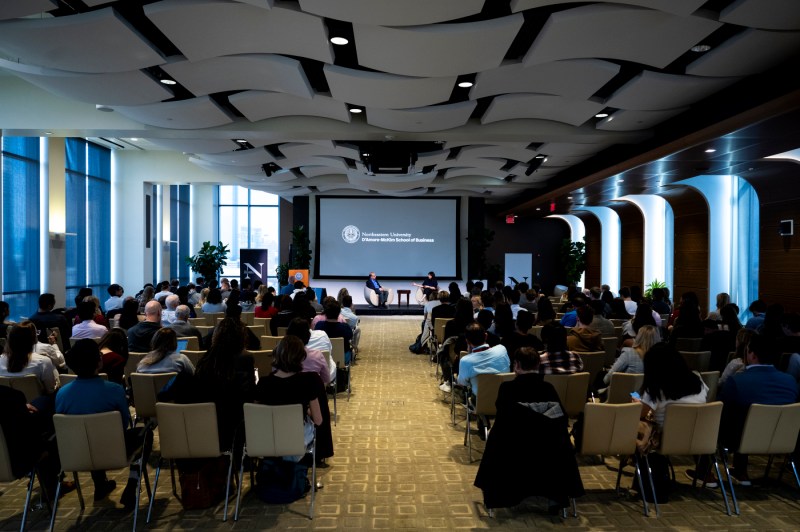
[396,289,411,307]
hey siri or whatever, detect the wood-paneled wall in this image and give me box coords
[663,188,710,316]
[748,164,800,312]
[576,212,601,289]
[612,203,644,294]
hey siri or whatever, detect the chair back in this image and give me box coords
[738,403,800,455]
[243,403,306,457]
[578,351,605,385]
[606,373,644,404]
[609,319,626,327]
[613,326,624,340]
[0,428,15,482]
[204,312,224,326]
[700,371,720,402]
[124,352,148,379]
[261,336,283,351]
[253,317,270,332]
[187,317,205,326]
[0,375,44,403]
[59,373,108,386]
[181,350,205,367]
[433,318,452,343]
[474,373,515,416]
[248,350,274,380]
[240,312,255,326]
[177,336,200,351]
[53,411,129,471]
[660,401,723,456]
[277,327,289,337]
[193,306,204,317]
[602,337,618,365]
[580,402,640,456]
[528,325,544,340]
[130,372,178,419]
[195,325,214,338]
[675,337,703,352]
[543,372,590,418]
[155,402,222,458]
[331,337,346,367]
[69,337,102,347]
[679,351,711,372]
[247,324,266,338]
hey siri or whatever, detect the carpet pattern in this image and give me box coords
[3,315,800,530]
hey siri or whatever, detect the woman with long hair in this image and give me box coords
[118,298,140,329]
[639,343,707,427]
[137,285,155,314]
[535,296,556,325]
[201,288,227,313]
[0,321,59,394]
[621,302,657,346]
[136,327,194,376]
[97,327,129,385]
[255,291,278,319]
[719,328,755,386]
[603,325,660,385]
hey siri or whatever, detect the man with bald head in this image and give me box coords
[161,294,180,325]
[127,300,162,352]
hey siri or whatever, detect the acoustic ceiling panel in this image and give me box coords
[0,0,57,20]
[482,94,605,126]
[193,147,275,166]
[113,96,233,129]
[443,168,507,179]
[229,91,352,123]
[686,29,800,77]
[510,0,706,17]
[720,0,800,30]
[324,65,456,109]
[605,70,740,111]
[354,14,524,77]
[366,101,476,132]
[457,144,538,162]
[596,108,687,131]
[278,142,360,160]
[163,54,313,99]
[436,158,508,172]
[147,138,241,154]
[523,4,721,69]
[145,1,333,63]
[0,7,164,73]
[299,0,483,26]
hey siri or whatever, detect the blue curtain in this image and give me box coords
[66,138,87,302]
[1,137,41,319]
[178,185,190,284]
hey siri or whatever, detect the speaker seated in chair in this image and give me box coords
[363,286,394,307]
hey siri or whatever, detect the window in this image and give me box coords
[65,138,110,305]
[218,186,280,287]
[170,184,191,285]
[1,137,41,320]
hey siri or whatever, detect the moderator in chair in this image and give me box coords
[721,402,800,516]
[234,403,316,520]
[147,402,234,523]
[50,411,150,531]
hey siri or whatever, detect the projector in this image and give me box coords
[355,141,441,175]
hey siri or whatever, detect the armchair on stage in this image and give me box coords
[363,286,394,307]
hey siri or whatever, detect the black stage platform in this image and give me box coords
[353,304,423,316]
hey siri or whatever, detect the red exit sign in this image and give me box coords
[506,214,516,224]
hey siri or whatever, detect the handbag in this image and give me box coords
[177,457,231,510]
[636,409,661,454]
[254,458,311,504]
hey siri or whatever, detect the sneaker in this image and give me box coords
[93,479,117,501]
[120,479,138,510]
[728,468,752,486]
[439,382,452,393]
[685,469,718,488]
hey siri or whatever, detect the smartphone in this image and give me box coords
[630,391,641,400]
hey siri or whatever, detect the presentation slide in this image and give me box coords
[315,196,461,279]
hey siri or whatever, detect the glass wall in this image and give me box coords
[218,186,280,287]
[1,137,41,320]
[170,184,191,285]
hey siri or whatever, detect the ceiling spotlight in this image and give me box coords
[617,179,625,183]
[457,81,473,88]
[330,36,349,45]
[595,113,609,118]
[567,196,573,200]
[130,137,139,141]
[235,139,247,144]
[362,152,370,157]
[705,148,716,153]
[691,44,711,53]
[44,131,53,135]
[536,207,541,211]
[349,107,363,114]
[95,104,113,112]
[160,78,177,85]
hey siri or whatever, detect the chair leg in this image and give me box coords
[633,456,650,517]
[234,451,248,521]
[720,448,739,516]
[310,437,317,520]
[169,460,178,499]
[132,460,144,531]
[642,454,660,517]
[571,497,578,518]
[787,454,800,490]
[712,455,732,516]
[146,460,162,524]
[73,472,84,510]
[615,455,627,494]
[346,367,351,401]
[222,452,233,522]
[21,468,36,532]
[48,472,64,532]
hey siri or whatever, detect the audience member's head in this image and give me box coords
[642,343,701,401]
[74,287,93,308]
[38,293,56,312]
[324,300,342,320]
[516,309,533,332]
[175,305,191,322]
[165,294,180,310]
[632,325,660,355]
[144,300,162,321]
[576,305,594,327]
[273,335,306,373]
[4,321,37,372]
[66,339,102,377]
[651,287,665,302]
[225,303,243,320]
[286,318,311,345]
[715,292,731,311]
[465,322,487,348]
[98,328,129,359]
[293,280,305,290]
[476,309,494,332]
[140,327,177,367]
[107,283,123,297]
[749,299,767,315]
[747,333,779,366]
[514,346,541,372]
[541,323,568,353]
[342,294,353,309]
[77,300,96,322]
[618,287,631,299]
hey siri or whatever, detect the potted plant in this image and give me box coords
[276,262,289,288]
[186,241,229,284]
[560,238,587,286]
[644,279,667,299]
[290,225,312,269]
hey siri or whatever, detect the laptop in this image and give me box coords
[176,338,189,353]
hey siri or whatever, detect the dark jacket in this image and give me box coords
[126,320,162,352]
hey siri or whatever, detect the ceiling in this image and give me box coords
[1,0,799,214]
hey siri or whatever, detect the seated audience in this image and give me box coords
[340,295,361,353]
[97,327,129,385]
[127,300,162,352]
[105,283,125,313]
[254,292,278,319]
[0,321,60,397]
[501,309,544,367]
[34,327,66,371]
[165,305,203,343]
[744,299,767,332]
[706,292,731,322]
[118,298,141,330]
[621,303,657,346]
[476,309,501,347]
[136,327,194,376]
[720,328,756,386]
[160,294,180,325]
[539,324,584,375]
[535,296,556,325]
[650,287,671,315]
[567,306,603,352]
[70,300,108,339]
[587,300,615,337]
[474,347,583,514]
[270,295,296,336]
[28,293,71,346]
[456,323,510,396]
[314,301,353,364]
[603,324,660,385]
[201,288,227,313]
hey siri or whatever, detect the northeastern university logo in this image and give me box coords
[342,225,360,243]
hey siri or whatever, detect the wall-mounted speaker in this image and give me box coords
[779,219,794,236]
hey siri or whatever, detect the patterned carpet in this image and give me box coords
[3,315,800,530]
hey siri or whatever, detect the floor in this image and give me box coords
[3,315,800,530]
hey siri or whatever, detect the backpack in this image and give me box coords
[177,457,232,510]
[254,458,311,504]
[408,333,425,354]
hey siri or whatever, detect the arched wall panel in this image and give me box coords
[612,203,643,294]
[575,212,601,288]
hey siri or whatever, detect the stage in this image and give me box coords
[353,304,424,317]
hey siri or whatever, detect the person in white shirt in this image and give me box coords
[34,329,66,371]
[308,328,333,354]
[619,286,638,316]
[0,321,60,394]
[71,301,108,339]
[153,281,172,302]
[104,283,125,312]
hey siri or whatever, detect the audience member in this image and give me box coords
[720,328,755,386]
[165,305,203,343]
[105,284,125,312]
[118,298,140,330]
[0,321,59,397]
[136,327,194,376]
[255,292,278,319]
[28,293,71,346]
[706,292,731,321]
[456,323,510,396]
[97,328,129,385]
[127,300,163,352]
[201,288,227,313]
[744,299,767,332]
[567,306,603,352]
[603,325,660,385]
[314,301,353,364]
[501,309,544,367]
[539,324,583,375]
[70,301,108,339]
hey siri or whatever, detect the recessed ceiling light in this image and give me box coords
[349,107,363,114]
[536,207,541,211]
[457,81,473,88]
[160,78,177,85]
[130,137,139,141]
[567,196,573,199]
[705,148,716,153]
[606,116,614,122]
[362,152,370,157]
[617,179,625,183]
[235,139,247,143]
[595,113,609,118]
[330,36,349,45]
[44,131,53,135]
[691,44,711,53]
